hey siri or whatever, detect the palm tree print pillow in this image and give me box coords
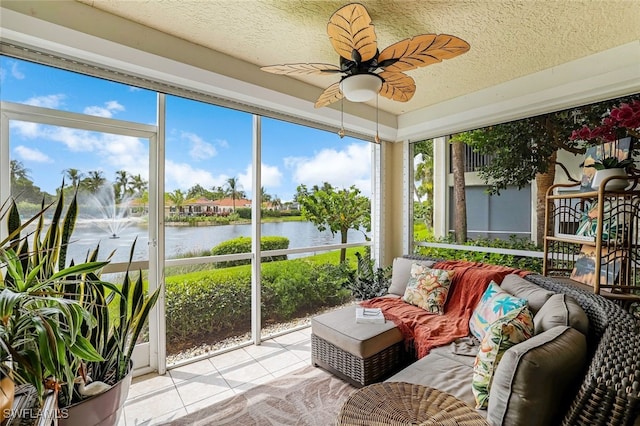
[469,281,527,340]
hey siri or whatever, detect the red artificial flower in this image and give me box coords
[570,100,640,143]
[577,126,592,140]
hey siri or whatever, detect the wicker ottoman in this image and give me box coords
[311,305,407,387]
[337,382,489,425]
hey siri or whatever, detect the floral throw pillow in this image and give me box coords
[469,281,527,341]
[472,305,534,409]
[402,264,455,314]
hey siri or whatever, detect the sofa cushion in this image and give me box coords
[469,281,528,340]
[311,305,403,359]
[487,326,587,426]
[388,257,435,296]
[500,274,554,314]
[402,265,455,314]
[534,293,589,336]
[385,344,480,411]
[472,305,534,409]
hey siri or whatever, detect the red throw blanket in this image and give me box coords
[360,260,530,359]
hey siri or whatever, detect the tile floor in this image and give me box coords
[120,326,313,425]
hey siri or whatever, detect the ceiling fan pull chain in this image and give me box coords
[338,98,345,139]
[375,95,381,144]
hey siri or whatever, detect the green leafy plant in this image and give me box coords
[586,156,635,171]
[0,187,160,409]
[0,193,106,403]
[345,249,391,301]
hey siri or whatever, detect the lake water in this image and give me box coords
[67,220,369,263]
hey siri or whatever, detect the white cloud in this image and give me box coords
[0,61,25,82]
[11,62,25,80]
[238,163,283,196]
[165,159,230,191]
[83,100,125,118]
[182,132,217,160]
[216,138,229,149]
[284,143,372,195]
[24,94,65,108]
[14,145,53,163]
[10,121,149,179]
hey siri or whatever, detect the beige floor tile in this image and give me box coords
[168,358,216,384]
[128,372,176,400]
[271,360,308,378]
[124,386,185,425]
[243,340,286,360]
[219,360,271,388]
[231,371,276,394]
[184,388,235,413]
[286,339,312,362]
[174,371,232,406]
[124,328,315,422]
[257,347,306,373]
[208,347,253,372]
[271,329,310,346]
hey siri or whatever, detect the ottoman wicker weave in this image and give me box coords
[311,305,408,387]
[337,382,489,425]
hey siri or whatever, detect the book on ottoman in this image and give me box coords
[356,307,385,324]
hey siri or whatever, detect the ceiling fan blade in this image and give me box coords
[315,82,343,108]
[378,34,470,73]
[379,72,415,102]
[327,3,377,63]
[261,63,342,75]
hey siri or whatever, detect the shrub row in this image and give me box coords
[211,236,290,267]
[414,235,543,273]
[164,259,352,343]
[165,214,237,224]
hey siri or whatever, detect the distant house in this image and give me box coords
[211,197,251,213]
[183,197,217,215]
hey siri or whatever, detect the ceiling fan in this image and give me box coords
[261,2,470,109]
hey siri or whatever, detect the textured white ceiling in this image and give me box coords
[73,0,640,116]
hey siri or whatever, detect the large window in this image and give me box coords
[1,55,375,373]
[259,118,372,339]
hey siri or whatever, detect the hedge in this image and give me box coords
[164,259,352,345]
[414,235,543,273]
[210,235,289,267]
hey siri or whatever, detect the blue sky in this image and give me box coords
[1,57,371,202]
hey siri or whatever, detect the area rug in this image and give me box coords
[160,365,357,425]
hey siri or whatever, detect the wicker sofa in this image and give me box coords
[312,255,640,425]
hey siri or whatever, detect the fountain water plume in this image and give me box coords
[79,184,135,239]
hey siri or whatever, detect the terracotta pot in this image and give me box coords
[591,168,628,190]
[58,366,132,426]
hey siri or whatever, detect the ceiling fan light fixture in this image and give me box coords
[339,74,382,102]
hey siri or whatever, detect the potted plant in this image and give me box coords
[571,100,640,190]
[0,187,159,425]
[346,249,391,301]
[587,156,635,189]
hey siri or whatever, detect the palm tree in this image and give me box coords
[114,170,130,202]
[261,187,272,203]
[129,174,148,196]
[83,170,106,193]
[210,185,226,200]
[10,160,30,183]
[63,168,84,187]
[167,189,185,215]
[272,195,282,211]
[224,177,243,212]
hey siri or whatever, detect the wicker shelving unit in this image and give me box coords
[543,176,640,304]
